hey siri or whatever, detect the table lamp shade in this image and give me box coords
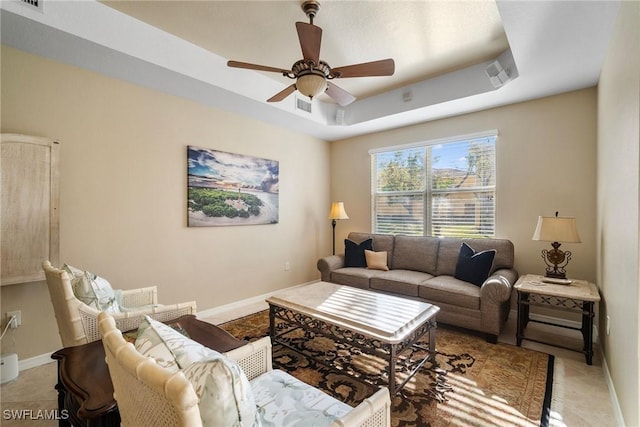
[329,202,349,220]
[532,216,581,243]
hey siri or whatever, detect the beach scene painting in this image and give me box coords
[187,146,279,226]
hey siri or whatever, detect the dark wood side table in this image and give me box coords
[51,315,247,427]
[515,274,600,365]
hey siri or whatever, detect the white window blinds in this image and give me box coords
[371,132,497,237]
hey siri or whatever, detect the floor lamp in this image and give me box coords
[328,202,349,255]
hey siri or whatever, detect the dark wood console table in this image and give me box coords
[51,315,247,427]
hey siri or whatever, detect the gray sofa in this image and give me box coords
[317,232,518,342]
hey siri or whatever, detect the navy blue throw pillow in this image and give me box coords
[454,242,496,287]
[344,238,373,267]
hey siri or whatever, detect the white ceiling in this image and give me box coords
[0,0,621,141]
[102,0,510,102]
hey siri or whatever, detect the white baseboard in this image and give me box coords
[196,279,317,320]
[19,352,54,371]
[601,346,626,426]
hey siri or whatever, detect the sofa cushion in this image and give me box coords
[436,238,514,276]
[344,238,373,267]
[251,369,351,426]
[434,238,465,276]
[462,238,514,271]
[391,235,439,274]
[331,267,381,290]
[365,250,389,271]
[454,242,496,287]
[418,276,481,310]
[348,232,395,262]
[370,270,434,297]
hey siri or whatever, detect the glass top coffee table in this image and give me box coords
[266,281,440,396]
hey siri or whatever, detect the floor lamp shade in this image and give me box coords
[329,202,349,221]
[329,202,349,255]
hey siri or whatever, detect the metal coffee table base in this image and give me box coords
[269,304,437,396]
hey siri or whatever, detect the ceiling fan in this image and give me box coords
[227,1,395,107]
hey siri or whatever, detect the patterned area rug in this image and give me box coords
[220,310,553,427]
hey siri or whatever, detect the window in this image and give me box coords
[371,131,496,238]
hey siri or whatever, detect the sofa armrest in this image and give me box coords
[317,255,345,282]
[480,269,518,304]
[331,387,391,427]
[224,336,273,381]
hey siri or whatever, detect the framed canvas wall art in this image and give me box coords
[187,146,279,227]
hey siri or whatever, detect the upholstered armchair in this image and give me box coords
[43,260,197,347]
[98,312,391,427]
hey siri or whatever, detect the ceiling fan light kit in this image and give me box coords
[292,59,330,98]
[227,0,394,107]
[297,73,328,99]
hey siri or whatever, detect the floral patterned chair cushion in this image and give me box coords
[250,369,352,426]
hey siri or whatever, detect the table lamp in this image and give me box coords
[532,212,581,279]
[328,202,349,255]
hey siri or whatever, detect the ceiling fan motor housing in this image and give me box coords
[291,60,330,78]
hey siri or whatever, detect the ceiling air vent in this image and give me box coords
[295,97,312,114]
[19,0,43,12]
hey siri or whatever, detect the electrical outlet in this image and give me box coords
[7,311,21,328]
[606,315,611,335]
[284,261,290,271]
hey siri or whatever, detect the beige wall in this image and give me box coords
[331,88,598,285]
[0,46,331,359]
[3,25,635,421]
[597,1,640,425]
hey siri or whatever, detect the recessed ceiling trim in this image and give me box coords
[0,0,622,141]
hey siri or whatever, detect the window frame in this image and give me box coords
[369,130,498,237]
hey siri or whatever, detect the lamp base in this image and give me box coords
[544,270,567,279]
[541,242,572,280]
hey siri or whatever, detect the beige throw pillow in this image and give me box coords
[365,250,389,271]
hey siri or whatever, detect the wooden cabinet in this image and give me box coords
[1,134,59,286]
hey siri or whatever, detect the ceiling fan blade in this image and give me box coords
[267,84,297,103]
[326,82,356,107]
[331,58,395,78]
[296,22,322,65]
[227,60,289,74]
